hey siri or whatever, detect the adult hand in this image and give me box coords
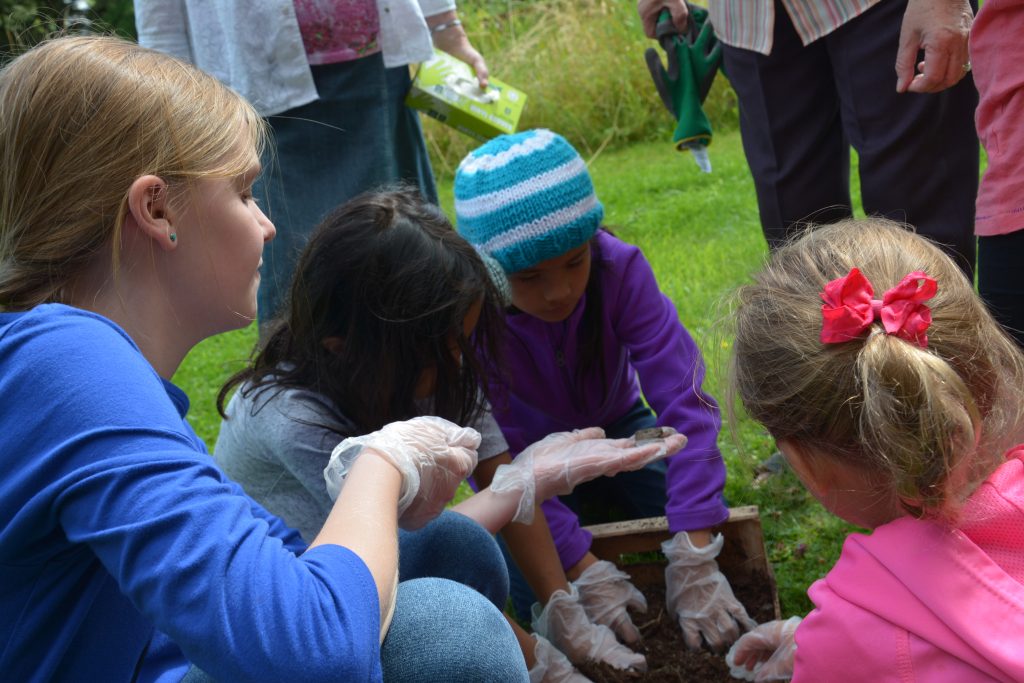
[638,0,689,39]
[533,584,647,672]
[662,531,757,652]
[324,416,479,530]
[895,0,973,93]
[430,13,490,88]
[573,560,647,645]
[489,427,686,524]
[725,617,801,682]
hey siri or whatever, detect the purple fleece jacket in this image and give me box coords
[486,230,728,569]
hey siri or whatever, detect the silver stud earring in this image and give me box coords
[169,233,177,243]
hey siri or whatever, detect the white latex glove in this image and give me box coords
[725,617,801,682]
[324,416,479,530]
[491,427,686,524]
[532,584,647,672]
[573,560,647,645]
[662,531,757,652]
[529,634,593,683]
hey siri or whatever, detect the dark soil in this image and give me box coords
[574,574,776,682]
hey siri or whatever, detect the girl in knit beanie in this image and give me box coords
[455,129,755,663]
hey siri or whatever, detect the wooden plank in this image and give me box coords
[584,506,781,620]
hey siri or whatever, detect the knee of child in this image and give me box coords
[402,510,509,608]
[385,578,526,681]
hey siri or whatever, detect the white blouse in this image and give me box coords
[135,0,456,116]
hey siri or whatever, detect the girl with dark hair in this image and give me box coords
[217,187,500,447]
[214,187,682,681]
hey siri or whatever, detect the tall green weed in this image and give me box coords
[0,1,135,56]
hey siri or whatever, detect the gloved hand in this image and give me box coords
[662,531,757,652]
[532,584,647,672]
[725,617,801,682]
[323,416,480,530]
[644,4,723,171]
[573,560,647,645]
[529,633,593,683]
[491,427,686,524]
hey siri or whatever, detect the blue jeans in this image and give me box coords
[382,578,525,682]
[503,401,668,621]
[397,510,510,611]
[383,512,525,681]
[185,511,525,681]
[256,52,438,324]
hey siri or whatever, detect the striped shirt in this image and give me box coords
[708,0,882,55]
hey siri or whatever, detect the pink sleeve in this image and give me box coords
[792,579,901,683]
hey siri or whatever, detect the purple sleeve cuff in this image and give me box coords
[664,497,729,534]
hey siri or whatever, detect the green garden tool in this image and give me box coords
[644,5,722,172]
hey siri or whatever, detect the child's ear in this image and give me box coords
[777,439,833,495]
[126,175,176,251]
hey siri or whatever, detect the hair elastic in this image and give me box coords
[820,267,937,347]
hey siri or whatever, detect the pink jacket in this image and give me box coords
[792,447,1024,682]
[971,0,1024,236]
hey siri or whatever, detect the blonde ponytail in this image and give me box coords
[856,329,979,516]
[731,218,1024,519]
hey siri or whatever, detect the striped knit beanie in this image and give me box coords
[453,129,604,274]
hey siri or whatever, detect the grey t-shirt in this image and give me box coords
[214,382,509,543]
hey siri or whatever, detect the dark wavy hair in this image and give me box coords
[218,187,504,435]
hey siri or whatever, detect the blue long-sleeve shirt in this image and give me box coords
[485,230,728,568]
[0,305,382,682]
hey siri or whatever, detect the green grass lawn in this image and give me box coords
[173,128,857,617]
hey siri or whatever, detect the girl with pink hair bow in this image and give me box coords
[726,218,1024,682]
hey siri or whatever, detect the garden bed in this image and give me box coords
[578,507,779,681]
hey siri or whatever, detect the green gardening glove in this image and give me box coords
[644,5,722,172]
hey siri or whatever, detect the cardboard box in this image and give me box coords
[406,49,527,141]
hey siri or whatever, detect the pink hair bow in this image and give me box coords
[820,268,937,347]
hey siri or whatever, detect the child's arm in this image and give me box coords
[318,417,481,635]
[464,456,645,677]
[464,432,687,671]
[466,429,683,532]
[603,233,750,648]
[471,453,571,600]
[310,453,403,635]
[610,242,728,531]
